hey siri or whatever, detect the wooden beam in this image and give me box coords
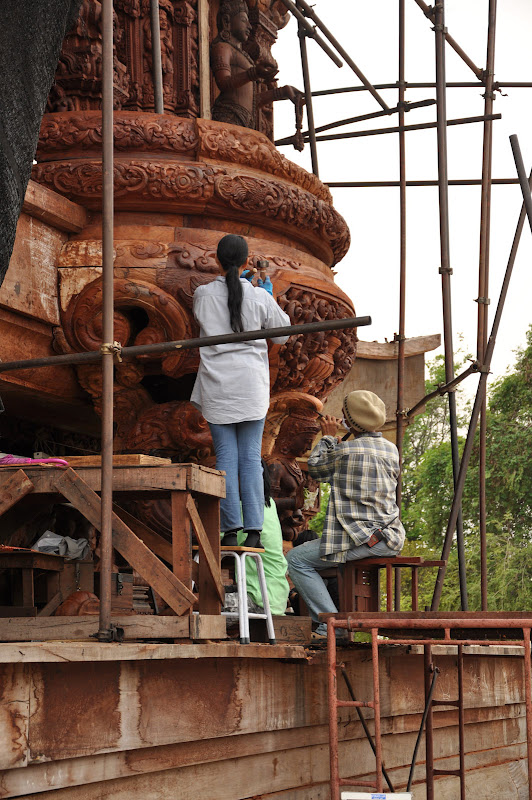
[186,495,224,604]
[190,614,227,640]
[198,0,211,119]
[0,468,34,517]
[53,469,196,615]
[113,504,172,565]
[0,614,190,642]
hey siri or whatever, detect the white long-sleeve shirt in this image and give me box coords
[190,276,290,424]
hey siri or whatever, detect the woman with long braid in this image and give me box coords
[191,234,290,548]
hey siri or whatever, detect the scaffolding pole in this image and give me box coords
[477,0,497,611]
[433,0,468,610]
[98,0,115,643]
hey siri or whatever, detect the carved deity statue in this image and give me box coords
[211,0,299,130]
[264,411,320,541]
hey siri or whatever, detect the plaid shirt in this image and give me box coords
[308,432,405,563]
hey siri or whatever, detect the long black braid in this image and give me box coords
[216,234,248,333]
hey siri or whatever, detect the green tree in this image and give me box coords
[401,327,532,611]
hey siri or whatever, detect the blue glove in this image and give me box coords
[257,275,273,295]
[241,269,254,281]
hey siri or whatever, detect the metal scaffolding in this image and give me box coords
[274,0,532,614]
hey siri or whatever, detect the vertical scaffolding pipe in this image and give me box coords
[433,0,468,610]
[371,628,383,792]
[457,645,466,799]
[477,0,497,612]
[424,644,435,799]
[523,628,532,800]
[327,618,340,800]
[431,166,532,611]
[98,0,115,642]
[395,0,407,514]
[150,0,165,114]
[298,22,320,177]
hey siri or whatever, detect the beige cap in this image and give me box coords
[342,390,386,433]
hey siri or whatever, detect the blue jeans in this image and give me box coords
[286,538,398,636]
[209,418,265,533]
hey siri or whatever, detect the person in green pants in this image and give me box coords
[223,461,290,616]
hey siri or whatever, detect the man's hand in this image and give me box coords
[320,414,341,438]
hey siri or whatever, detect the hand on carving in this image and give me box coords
[319,414,341,438]
[274,85,302,104]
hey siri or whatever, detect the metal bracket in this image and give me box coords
[475,296,491,305]
[477,365,491,374]
[117,574,123,596]
[393,333,406,343]
[92,623,125,643]
[439,266,453,275]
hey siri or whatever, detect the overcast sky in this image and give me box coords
[273,0,532,391]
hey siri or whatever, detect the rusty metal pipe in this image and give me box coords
[327,617,340,800]
[371,628,383,792]
[274,98,435,145]
[424,645,435,800]
[407,663,439,792]
[340,668,396,793]
[434,0,468,610]
[97,0,115,643]
[327,179,519,187]
[396,0,407,508]
[298,23,319,177]
[278,0,343,68]
[477,0,498,612]
[457,645,466,799]
[412,0,484,80]
[523,628,532,800]
[431,167,532,611]
[294,0,390,111]
[150,0,165,114]
[0,316,370,373]
[510,136,532,233]
[406,362,479,419]
[335,617,532,630]
[308,113,501,143]
[312,81,532,96]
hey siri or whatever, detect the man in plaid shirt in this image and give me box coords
[286,390,405,639]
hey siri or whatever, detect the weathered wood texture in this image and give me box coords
[0,647,527,798]
[0,615,190,642]
[54,469,196,615]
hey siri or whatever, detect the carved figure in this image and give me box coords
[211,0,299,130]
[264,410,320,541]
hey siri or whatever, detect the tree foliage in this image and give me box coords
[401,327,532,611]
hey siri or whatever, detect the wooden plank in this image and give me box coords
[172,491,192,593]
[0,606,37,617]
[0,640,306,662]
[65,455,172,467]
[1,465,189,494]
[0,615,190,642]
[0,552,64,571]
[37,592,62,618]
[22,179,88,233]
[186,495,224,604]
[190,614,227,640]
[0,469,34,517]
[113,505,172,564]
[186,464,226,498]
[196,493,222,615]
[53,469,196,615]
[249,615,312,645]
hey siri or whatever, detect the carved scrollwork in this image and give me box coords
[197,120,331,203]
[274,286,357,397]
[123,400,213,461]
[38,113,198,156]
[61,276,193,379]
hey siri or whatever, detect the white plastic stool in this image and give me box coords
[221,548,276,644]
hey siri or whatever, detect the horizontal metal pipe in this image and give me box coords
[332,617,532,629]
[326,178,519,188]
[0,316,371,373]
[275,98,435,145]
[311,81,532,97]
[309,114,501,143]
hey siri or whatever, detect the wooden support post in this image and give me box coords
[194,494,222,614]
[198,0,211,119]
[172,492,192,592]
[54,469,196,616]
[0,469,34,516]
[186,495,224,606]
